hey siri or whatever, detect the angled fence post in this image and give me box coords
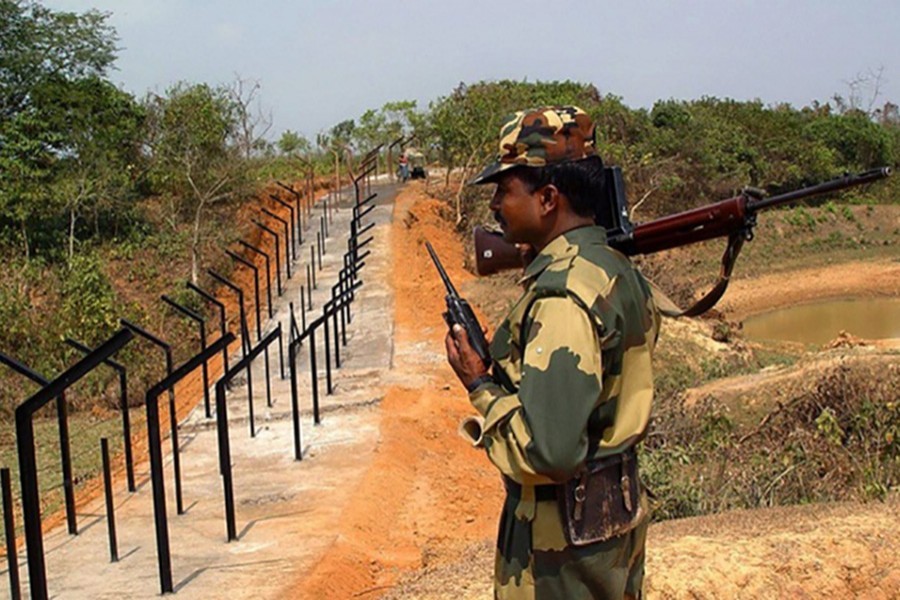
[213,326,280,541]
[208,270,256,426]
[187,282,230,374]
[0,353,77,535]
[238,241,274,319]
[262,207,295,270]
[254,220,284,294]
[269,193,301,248]
[120,319,185,515]
[64,338,136,492]
[225,250,273,408]
[15,328,133,600]
[144,334,233,595]
[161,295,212,419]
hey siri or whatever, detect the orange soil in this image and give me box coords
[283,186,501,597]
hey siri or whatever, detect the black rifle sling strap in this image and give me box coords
[651,230,746,318]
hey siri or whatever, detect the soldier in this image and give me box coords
[445,106,660,599]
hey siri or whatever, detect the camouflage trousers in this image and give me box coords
[493,489,648,600]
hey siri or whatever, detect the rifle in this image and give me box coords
[474,166,892,316]
[425,241,491,365]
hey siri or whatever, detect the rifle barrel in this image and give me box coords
[748,167,892,212]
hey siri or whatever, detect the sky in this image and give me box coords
[44,0,900,142]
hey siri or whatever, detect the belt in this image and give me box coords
[502,447,639,503]
[503,477,558,502]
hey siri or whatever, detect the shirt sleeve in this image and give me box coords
[467,296,603,485]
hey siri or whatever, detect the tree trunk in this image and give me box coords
[333,151,340,204]
[68,207,77,263]
[21,221,30,260]
[454,151,480,224]
[191,196,207,285]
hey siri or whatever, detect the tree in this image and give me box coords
[0,0,117,120]
[0,0,123,259]
[277,130,311,156]
[144,83,244,283]
[34,76,144,261]
[427,80,604,221]
[228,75,272,160]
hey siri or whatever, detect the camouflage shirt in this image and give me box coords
[464,225,660,518]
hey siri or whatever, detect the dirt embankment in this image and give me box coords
[281,184,502,598]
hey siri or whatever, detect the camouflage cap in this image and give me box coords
[470,106,597,185]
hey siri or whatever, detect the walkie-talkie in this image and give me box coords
[425,241,491,366]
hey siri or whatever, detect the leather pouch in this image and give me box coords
[559,449,643,546]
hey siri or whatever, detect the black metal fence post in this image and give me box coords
[262,207,294,269]
[0,354,77,535]
[100,438,118,562]
[238,241,274,319]
[186,282,230,374]
[208,270,256,433]
[213,326,280,542]
[120,319,185,515]
[144,334,233,595]
[225,251,273,409]
[288,341,302,460]
[16,329,133,600]
[254,220,284,294]
[226,250,263,339]
[64,338,136,492]
[2,467,20,600]
[160,295,212,419]
[269,193,300,249]
[275,181,302,238]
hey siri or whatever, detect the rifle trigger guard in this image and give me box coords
[743,214,758,242]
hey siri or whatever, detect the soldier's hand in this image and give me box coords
[445,324,489,390]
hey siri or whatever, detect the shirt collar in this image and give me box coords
[519,225,608,285]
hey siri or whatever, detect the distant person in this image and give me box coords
[444,106,660,599]
[398,152,409,182]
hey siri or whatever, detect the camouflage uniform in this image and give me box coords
[463,107,660,599]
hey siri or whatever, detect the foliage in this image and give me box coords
[143,82,248,282]
[58,251,118,345]
[642,357,900,520]
[0,0,137,259]
[0,0,117,120]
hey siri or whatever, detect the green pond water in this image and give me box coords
[742,298,900,345]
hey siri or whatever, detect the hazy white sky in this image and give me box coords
[45,0,900,141]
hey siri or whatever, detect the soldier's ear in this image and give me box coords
[539,184,559,215]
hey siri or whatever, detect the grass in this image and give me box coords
[643,352,900,522]
[0,409,144,548]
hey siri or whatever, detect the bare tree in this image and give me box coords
[229,75,273,160]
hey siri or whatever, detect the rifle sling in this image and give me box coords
[654,231,746,318]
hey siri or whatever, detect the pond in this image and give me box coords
[741,298,900,345]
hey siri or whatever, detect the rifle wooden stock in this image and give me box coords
[473,227,524,275]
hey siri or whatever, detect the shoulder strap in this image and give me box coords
[652,231,746,318]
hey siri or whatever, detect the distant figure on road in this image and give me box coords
[398,152,409,182]
[407,147,427,179]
